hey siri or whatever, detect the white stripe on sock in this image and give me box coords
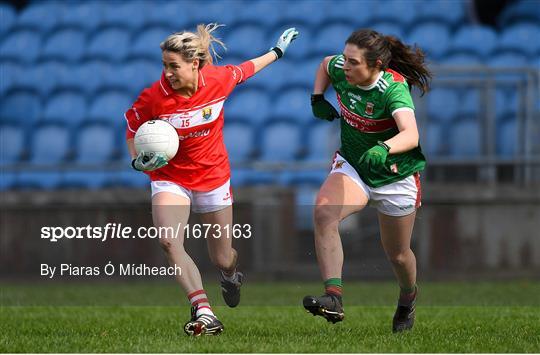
[196,306,214,317]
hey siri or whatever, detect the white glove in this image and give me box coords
[271,28,299,59]
[132,151,168,171]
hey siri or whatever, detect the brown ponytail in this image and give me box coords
[346,29,432,96]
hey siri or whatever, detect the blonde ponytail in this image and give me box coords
[160,23,226,68]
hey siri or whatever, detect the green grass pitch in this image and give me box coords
[1,281,539,352]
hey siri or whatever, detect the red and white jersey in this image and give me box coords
[125,61,255,191]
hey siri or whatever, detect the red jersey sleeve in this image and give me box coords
[221,61,255,96]
[125,88,154,139]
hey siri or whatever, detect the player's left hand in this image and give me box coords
[271,28,299,59]
[132,151,168,171]
[358,143,389,171]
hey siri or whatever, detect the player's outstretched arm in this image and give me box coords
[249,28,299,74]
[311,56,339,121]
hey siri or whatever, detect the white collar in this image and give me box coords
[356,71,384,90]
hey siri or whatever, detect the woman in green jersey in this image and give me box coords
[303,29,431,333]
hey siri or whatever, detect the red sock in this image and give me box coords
[188,290,213,316]
[325,285,342,297]
[324,278,343,297]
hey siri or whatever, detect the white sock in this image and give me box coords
[221,270,237,282]
[196,307,214,317]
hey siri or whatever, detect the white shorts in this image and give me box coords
[150,179,233,214]
[330,153,421,217]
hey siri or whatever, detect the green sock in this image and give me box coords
[400,284,417,295]
[324,278,342,297]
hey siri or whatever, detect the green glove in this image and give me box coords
[358,142,390,171]
[311,94,340,121]
[132,151,168,172]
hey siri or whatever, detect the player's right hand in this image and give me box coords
[132,151,168,171]
[311,94,340,121]
[357,144,388,171]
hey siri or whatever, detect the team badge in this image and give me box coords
[390,163,398,173]
[202,107,212,120]
[335,160,345,169]
[365,102,374,115]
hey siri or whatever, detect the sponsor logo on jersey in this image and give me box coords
[348,92,362,101]
[202,107,212,120]
[168,112,190,120]
[365,102,374,115]
[340,105,395,133]
[337,95,397,133]
[178,128,211,141]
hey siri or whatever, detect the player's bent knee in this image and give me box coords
[313,204,340,230]
[158,238,182,253]
[388,252,411,267]
[209,252,234,270]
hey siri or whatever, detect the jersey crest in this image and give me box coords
[365,102,374,115]
[202,107,212,120]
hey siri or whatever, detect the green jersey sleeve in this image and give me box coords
[327,54,346,84]
[384,81,415,116]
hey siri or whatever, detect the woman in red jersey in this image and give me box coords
[125,24,298,336]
